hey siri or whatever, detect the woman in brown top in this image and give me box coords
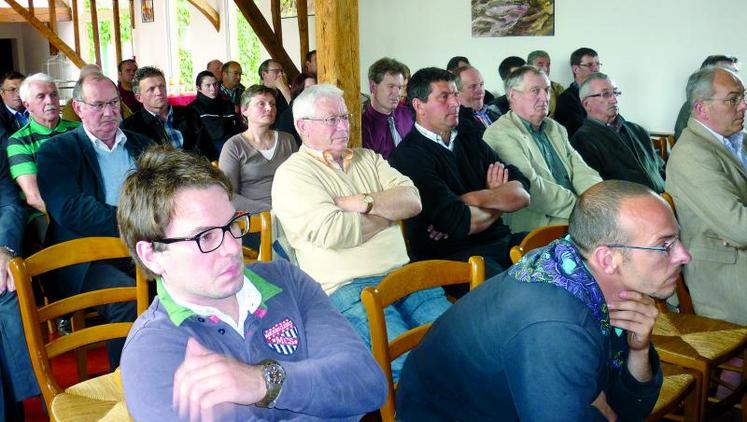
[219,85,298,215]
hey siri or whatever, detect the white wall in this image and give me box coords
[359,0,747,132]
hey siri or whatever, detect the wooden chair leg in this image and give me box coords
[71,311,88,382]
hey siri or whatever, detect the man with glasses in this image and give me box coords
[666,66,747,325]
[484,66,601,233]
[258,59,291,119]
[0,71,26,146]
[118,146,386,421]
[36,72,153,367]
[571,73,665,193]
[391,67,530,296]
[272,84,452,381]
[397,180,682,420]
[555,47,601,136]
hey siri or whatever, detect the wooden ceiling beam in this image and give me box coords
[234,0,299,80]
[4,0,86,68]
[297,0,308,68]
[270,0,281,44]
[186,0,220,32]
[0,7,72,23]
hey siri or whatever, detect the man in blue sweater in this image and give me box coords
[397,180,688,420]
[118,146,386,421]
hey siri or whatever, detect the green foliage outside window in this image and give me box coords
[84,0,132,65]
[176,0,192,85]
[235,6,261,86]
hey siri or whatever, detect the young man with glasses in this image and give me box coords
[666,65,747,325]
[555,47,601,136]
[571,72,665,193]
[36,73,153,368]
[118,146,386,421]
[397,180,686,420]
[272,84,452,381]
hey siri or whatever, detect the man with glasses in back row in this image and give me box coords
[555,47,601,137]
[666,65,747,325]
[272,84,454,381]
[571,72,665,193]
[36,72,153,367]
[258,59,292,120]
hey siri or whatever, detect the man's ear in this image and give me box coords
[368,80,376,95]
[571,65,580,77]
[589,245,619,275]
[136,240,164,276]
[71,100,83,116]
[411,97,425,117]
[692,99,708,121]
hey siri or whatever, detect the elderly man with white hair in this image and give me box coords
[272,84,453,380]
[7,72,79,213]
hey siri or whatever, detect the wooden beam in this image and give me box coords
[0,7,72,23]
[234,0,299,80]
[129,0,135,29]
[186,0,220,32]
[72,0,80,55]
[271,0,281,44]
[297,0,309,67]
[28,0,34,16]
[4,0,86,68]
[90,0,102,66]
[316,0,361,147]
[112,0,122,64]
[48,0,57,33]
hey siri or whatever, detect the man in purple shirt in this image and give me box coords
[117,59,141,113]
[362,57,414,159]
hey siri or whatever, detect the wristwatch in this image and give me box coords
[362,193,375,214]
[0,246,15,257]
[255,359,286,408]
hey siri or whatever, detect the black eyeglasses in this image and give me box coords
[154,212,251,253]
[578,62,602,68]
[585,90,622,100]
[606,237,680,255]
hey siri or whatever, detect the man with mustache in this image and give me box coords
[571,72,665,193]
[483,65,601,232]
[7,73,79,214]
[390,67,530,297]
[36,73,153,367]
[362,57,413,160]
[666,66,747,325]
[397,180,684,420]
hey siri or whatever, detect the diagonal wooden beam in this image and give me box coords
[234,0,299,80]
[4,0,86,68]
[187,0,220,32]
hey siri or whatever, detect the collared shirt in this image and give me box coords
[414,122,457,152]
[361,103,414,160]
[4,104,27,126]
[303,144,354,172]
[473,105,495,128]
[146,107,183,148]
[520,116,575,192]
[160,273,262,338]
[695,120,747,169]
[82,126,134,205]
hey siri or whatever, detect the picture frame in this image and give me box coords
[142,0,155,23]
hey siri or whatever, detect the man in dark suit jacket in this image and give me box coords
[121,66,211,157]
[555,47,600,137]
[0,71,27,144]
[455,65,501,138]
[0,136,39,421]
[37,73,153,367]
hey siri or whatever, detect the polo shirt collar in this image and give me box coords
[301,143,354,172]
[414,122,457,151]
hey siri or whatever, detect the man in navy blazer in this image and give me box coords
[0,71,26,145]
[37,72,153,367]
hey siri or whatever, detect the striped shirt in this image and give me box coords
[7,118,80,179]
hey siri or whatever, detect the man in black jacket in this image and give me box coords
[555,47,600,137]
[121,66,211,157]
[455,65,500,138]
[0,71,26,145]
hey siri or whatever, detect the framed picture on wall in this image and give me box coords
[472,0,554,37]
[142,0,155,23]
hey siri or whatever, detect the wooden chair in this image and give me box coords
[9,236,147,421]
[653,192,747,420]
[650,131,677,162]
[510,223,700,422]
[241,211,272,263]
[509,224,568,264]
[360,256,485,422]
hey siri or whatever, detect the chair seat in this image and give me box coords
[653,313,747,361]
[50,369,131,421]
[649,363,696,418]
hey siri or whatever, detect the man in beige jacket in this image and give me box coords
[483,66,601,233]
[666,66,747,325]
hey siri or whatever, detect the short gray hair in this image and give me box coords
[579,72,612,100]
[72,72,117,102]
[685,65,741,106]
[292,84,345,130]
[504,65,547,94]
[527,50,550,65]
[19,73,56,102]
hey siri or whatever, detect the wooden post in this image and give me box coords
[271,0,282,44]
[90,0,102,66]
[315,0,361,147]
[72,0,81,55]
[297,0,308,67]
[28,0,34,16]
[129,0,135,29]
[48,0,57,33]
[113,0,122,64]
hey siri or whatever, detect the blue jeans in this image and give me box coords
[0,290,40,417]
[329,275,451,381]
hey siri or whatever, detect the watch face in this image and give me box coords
[265,362,286,384]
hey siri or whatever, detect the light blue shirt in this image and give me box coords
[83,127,135,206]
[696,120,747,169]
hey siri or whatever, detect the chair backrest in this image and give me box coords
[241,211,273,263]
[8,236,147,408]
[510,224,569,264]
[360,256,485,422]
[660,192,695,314]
